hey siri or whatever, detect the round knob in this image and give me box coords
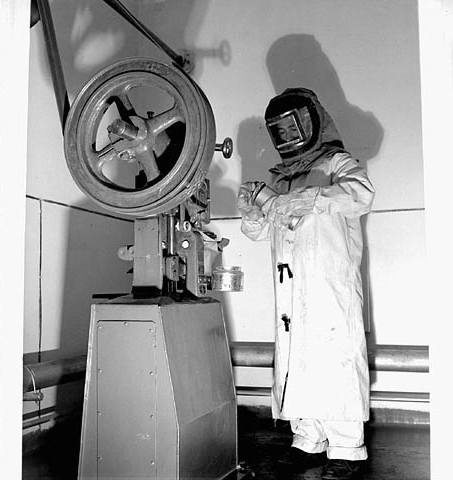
[215,137,233,159]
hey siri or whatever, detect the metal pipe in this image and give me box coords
[367,345,429,372]
[235,388,430,425]
[23,411,58,430]
[23,355,86,393]
[230,342,429,373]
[236,387,429,404]
[22,343,429,394]
[23,404,83,430]
[23,391,44,402]
[231,342,275,368]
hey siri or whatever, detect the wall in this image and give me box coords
[1,1,31,472]
[23,0,428,427]
[137,0,428,404]
[418,0,453,472]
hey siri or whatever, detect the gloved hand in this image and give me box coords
[237,182,264,220]
[267,210,301,231]
[266,187,315,231]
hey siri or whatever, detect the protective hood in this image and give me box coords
[268,88,345,179]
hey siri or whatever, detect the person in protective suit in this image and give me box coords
[237,88,375,480]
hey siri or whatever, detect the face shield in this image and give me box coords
[264,90,320,163]
[266,106,313,156]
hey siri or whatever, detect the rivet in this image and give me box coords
[97,456,102,461]
[98,369,102,374]
[150,460,155,465]
[124,321,129,326]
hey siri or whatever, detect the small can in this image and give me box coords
[211,266,244,292]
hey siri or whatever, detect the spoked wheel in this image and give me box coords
[64,58,216,216]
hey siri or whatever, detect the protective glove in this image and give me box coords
[237,182,257,210]
[268,211,301,231]
[237,182,265,221]
[261,186,314,231]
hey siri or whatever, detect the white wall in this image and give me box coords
[419,0,453,474]
[1,0,30,473]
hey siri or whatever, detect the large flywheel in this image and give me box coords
[64,58,216,216]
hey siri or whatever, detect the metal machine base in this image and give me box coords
[78,295,237,480]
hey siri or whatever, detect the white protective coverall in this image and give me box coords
[239,103,375,426]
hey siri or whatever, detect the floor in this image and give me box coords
[23,409,430,479]
[237,410,430,480]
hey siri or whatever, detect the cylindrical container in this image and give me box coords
[211,266,244,292]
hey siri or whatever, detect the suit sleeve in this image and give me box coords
[267,153,375,220]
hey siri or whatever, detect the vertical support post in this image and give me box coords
[132,217,163,293]
[0,0,30,475]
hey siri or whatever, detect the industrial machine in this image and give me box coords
[33,1,245,478]
[64,56,242,480]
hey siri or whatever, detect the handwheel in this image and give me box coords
[64,58,216,216]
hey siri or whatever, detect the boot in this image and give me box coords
[276,447,327,475]
[321,459,365,479]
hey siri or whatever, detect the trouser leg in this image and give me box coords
[290,418,328,453]
[322,420,367,461]
[290,419,367,460]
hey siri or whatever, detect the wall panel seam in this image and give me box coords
[26,195,133,223]
[211,207,425,221]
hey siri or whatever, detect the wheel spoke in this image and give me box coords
[148,104,184,136]
[89,144,118,176]
[139,149,160,183]
[114,91,137,121]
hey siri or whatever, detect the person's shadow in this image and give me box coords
[238,34,384,183]
[236,33,384,368]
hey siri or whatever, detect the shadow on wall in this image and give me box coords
[266,34,384,162]
[39,0,212,100]
[238,34,384,187]
[36,0,138,99]
[207,160,240,218]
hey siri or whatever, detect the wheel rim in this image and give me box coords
[64,58,216,216]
